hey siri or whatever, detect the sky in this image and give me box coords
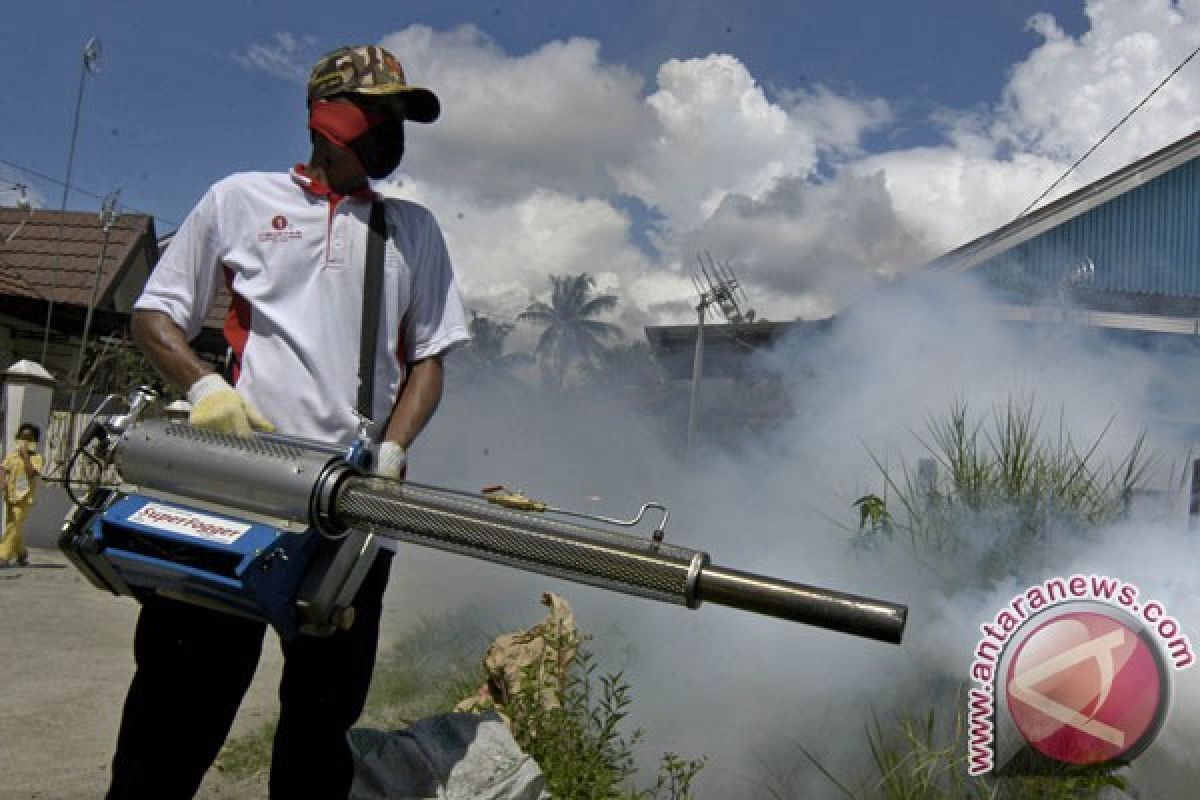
[4,1,1200,330]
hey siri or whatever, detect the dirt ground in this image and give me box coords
[0,546,283,799]
[0,534,455,800]
[0,483,532,800]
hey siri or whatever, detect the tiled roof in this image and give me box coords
[0,206,157,308]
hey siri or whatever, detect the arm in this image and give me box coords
[132,309,273,435]
[375,208,465,470]
[381,355,444,449]
[131,309,215,391]
[18,448,39,483]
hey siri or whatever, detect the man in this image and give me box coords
[0,423,43,567]
[106,45,469,800]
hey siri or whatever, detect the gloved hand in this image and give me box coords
[187,374,275,436]
[373,440,407,480]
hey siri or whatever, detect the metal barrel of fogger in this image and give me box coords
[113,422,906,644]
[114,421,337,526]
[330,477,907,644]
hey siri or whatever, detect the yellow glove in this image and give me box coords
[187,374,275,436]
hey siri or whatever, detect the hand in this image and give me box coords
[372,441,407,480]
[187,374,275,436]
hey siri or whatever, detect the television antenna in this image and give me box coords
[690,251,754,324]
[686,252,755,454]
[4,182,32,244]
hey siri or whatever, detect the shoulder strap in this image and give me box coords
[358,202,387,419]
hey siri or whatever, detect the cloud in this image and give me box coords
[383,26,651,204]
[612,54,890,233]
[994,0,1200,176]
[380,1,1200,332]
[406,180,651,301]
[678,170,930,321]
[385,34,895,325]
[232,32,318,84]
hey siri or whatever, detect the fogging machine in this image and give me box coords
[60,390,908,643]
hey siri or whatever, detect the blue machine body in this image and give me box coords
[59,422,379,640]
[65,491,322,639]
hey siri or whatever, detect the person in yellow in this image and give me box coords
[0,423,44,567]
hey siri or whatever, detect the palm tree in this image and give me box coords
[448,311,531,396]
[518,273,623,385]
[466,312,516,362]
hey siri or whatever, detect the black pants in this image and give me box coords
[105,550,393,800]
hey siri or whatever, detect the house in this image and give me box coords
[928,128,1200,342]
[0,206,159,384]
[1,209,236,395]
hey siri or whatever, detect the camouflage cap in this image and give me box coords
[307,45,440,124]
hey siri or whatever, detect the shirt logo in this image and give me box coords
[259,214,303,243]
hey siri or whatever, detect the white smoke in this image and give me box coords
[387,266,1200,796]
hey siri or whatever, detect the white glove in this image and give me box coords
[373,441,407,479]
[186,374,275,436]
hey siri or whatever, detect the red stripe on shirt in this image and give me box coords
[222,265,252,384]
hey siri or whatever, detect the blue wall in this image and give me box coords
[978,158,1200,298]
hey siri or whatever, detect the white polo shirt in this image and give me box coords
[136,167,469,447]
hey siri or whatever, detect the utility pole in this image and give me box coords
[72,190,120,388]
[42,36,102,364]
[685,296,710,455]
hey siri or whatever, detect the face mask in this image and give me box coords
[348,118,405,179]
[309,100,405,180]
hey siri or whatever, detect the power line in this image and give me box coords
[1016,40,1200,219]
[0,156,180,228]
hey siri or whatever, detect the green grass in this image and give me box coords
[798,704,1130,800]
[822,397,1152,799]
[218,608,704,799]
[217,610,490,780]
[359,612,493,729]
[859,397,1150,587]
[215,719,277,780]
[220,397,1153,797]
